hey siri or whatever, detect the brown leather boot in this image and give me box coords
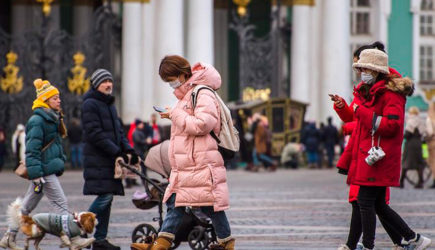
[210,238,235,250]
[130,236,172,250]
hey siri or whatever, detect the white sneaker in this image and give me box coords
[356,243,364,250]
[337,244,351,250]
[406,234,431,250]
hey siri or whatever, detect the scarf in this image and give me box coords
[43,108,68,139]
[32,99,50,110]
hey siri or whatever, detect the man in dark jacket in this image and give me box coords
[81,69,138,250]
[323,117,339,168]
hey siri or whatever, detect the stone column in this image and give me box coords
[214,6,229,101]
[320,0,351,122]
[121,1,143,124]
[73,0,93,37]
[186,0,214,64]
[140,0,156,121]
[153,0,184,112]
[290,4,312,117]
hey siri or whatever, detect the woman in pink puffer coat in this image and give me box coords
[130,55,234,250]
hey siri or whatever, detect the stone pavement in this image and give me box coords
[0,169,434,250]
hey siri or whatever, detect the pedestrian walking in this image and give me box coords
[131,120,150,187]
[0,128,6,172]
[67,117,83,169]
[333,42,408,250]
[0,79,76,249]
[11,124,25,170]
[334,49,431,250]
[81,69,139,250]
[131,55,234,250]
[324,117,338,168]
[301,122,320,169]
[253,115,276,171]
[149,113,162,148]
[317,122,326,168]
[426,101,435,188]
[400,107,426,188]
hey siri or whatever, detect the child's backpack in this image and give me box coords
[191,85,240,161]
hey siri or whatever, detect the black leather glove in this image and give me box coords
[120,152,129,164]
[129,152,139,165]
[337,168,348,175]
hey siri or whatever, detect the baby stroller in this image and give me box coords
[120,140,218,250]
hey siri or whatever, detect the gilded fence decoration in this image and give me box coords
[68,52,91,95]
[0,51,23,94]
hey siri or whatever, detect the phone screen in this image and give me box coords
[153,106,166,113]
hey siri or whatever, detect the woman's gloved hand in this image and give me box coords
[337,168,348,175]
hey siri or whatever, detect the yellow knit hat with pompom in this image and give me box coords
[34,78,59,102]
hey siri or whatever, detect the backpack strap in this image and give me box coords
[191,85,214,108]
[191,85,221,144]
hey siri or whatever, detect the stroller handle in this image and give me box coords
[118,161,165,194]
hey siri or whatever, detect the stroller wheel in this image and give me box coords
[188,226,210,250]
[131,223,157,243]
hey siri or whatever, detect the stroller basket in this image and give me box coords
[131,178,168,210]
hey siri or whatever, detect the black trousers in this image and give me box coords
[358,186,415,249]
[346,201,403,249]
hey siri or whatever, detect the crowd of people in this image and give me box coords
[0,55,235,250]
[0,42,434,250]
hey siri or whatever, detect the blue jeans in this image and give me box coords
[160,194,231,240]
[253,148,274,166]
[325,144,335,167]
[88,194,113,240]
[70,143,83,168]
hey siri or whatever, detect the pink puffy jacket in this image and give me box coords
[162,63,229,212]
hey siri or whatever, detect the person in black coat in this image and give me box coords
[81,69,138,250]
[68,118,83,169]
[323,117,339,168]
[301,122,320,169]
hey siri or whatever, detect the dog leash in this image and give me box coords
[50,200,77,218]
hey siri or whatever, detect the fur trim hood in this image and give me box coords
[385,77,414,96]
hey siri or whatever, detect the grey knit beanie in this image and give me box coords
[91,69,113,89]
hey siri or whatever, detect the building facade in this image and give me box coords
[0,0,433,127]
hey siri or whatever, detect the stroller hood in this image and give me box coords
[144,140,171,178]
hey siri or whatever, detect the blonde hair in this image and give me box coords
[408,106,420,115]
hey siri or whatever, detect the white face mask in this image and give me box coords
[361,72,375,85]
[168,80,182,89]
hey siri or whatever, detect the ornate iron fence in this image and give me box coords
[0,4,121,137]
[229,0,291,99]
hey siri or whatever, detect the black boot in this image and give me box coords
[92,239,120,250]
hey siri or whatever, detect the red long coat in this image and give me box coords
[336,76,413,187]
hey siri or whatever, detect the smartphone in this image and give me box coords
[153,106,166,113]
[328,94,337,101]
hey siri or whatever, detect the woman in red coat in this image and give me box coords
[334,43,405,250]
[334,49,431,250]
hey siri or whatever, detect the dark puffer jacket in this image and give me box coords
[25,108,66,180]
[81,88,132,196]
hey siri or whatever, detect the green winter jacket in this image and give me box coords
[25,108,66,180]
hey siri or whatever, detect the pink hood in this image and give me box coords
[186,63,222,90]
